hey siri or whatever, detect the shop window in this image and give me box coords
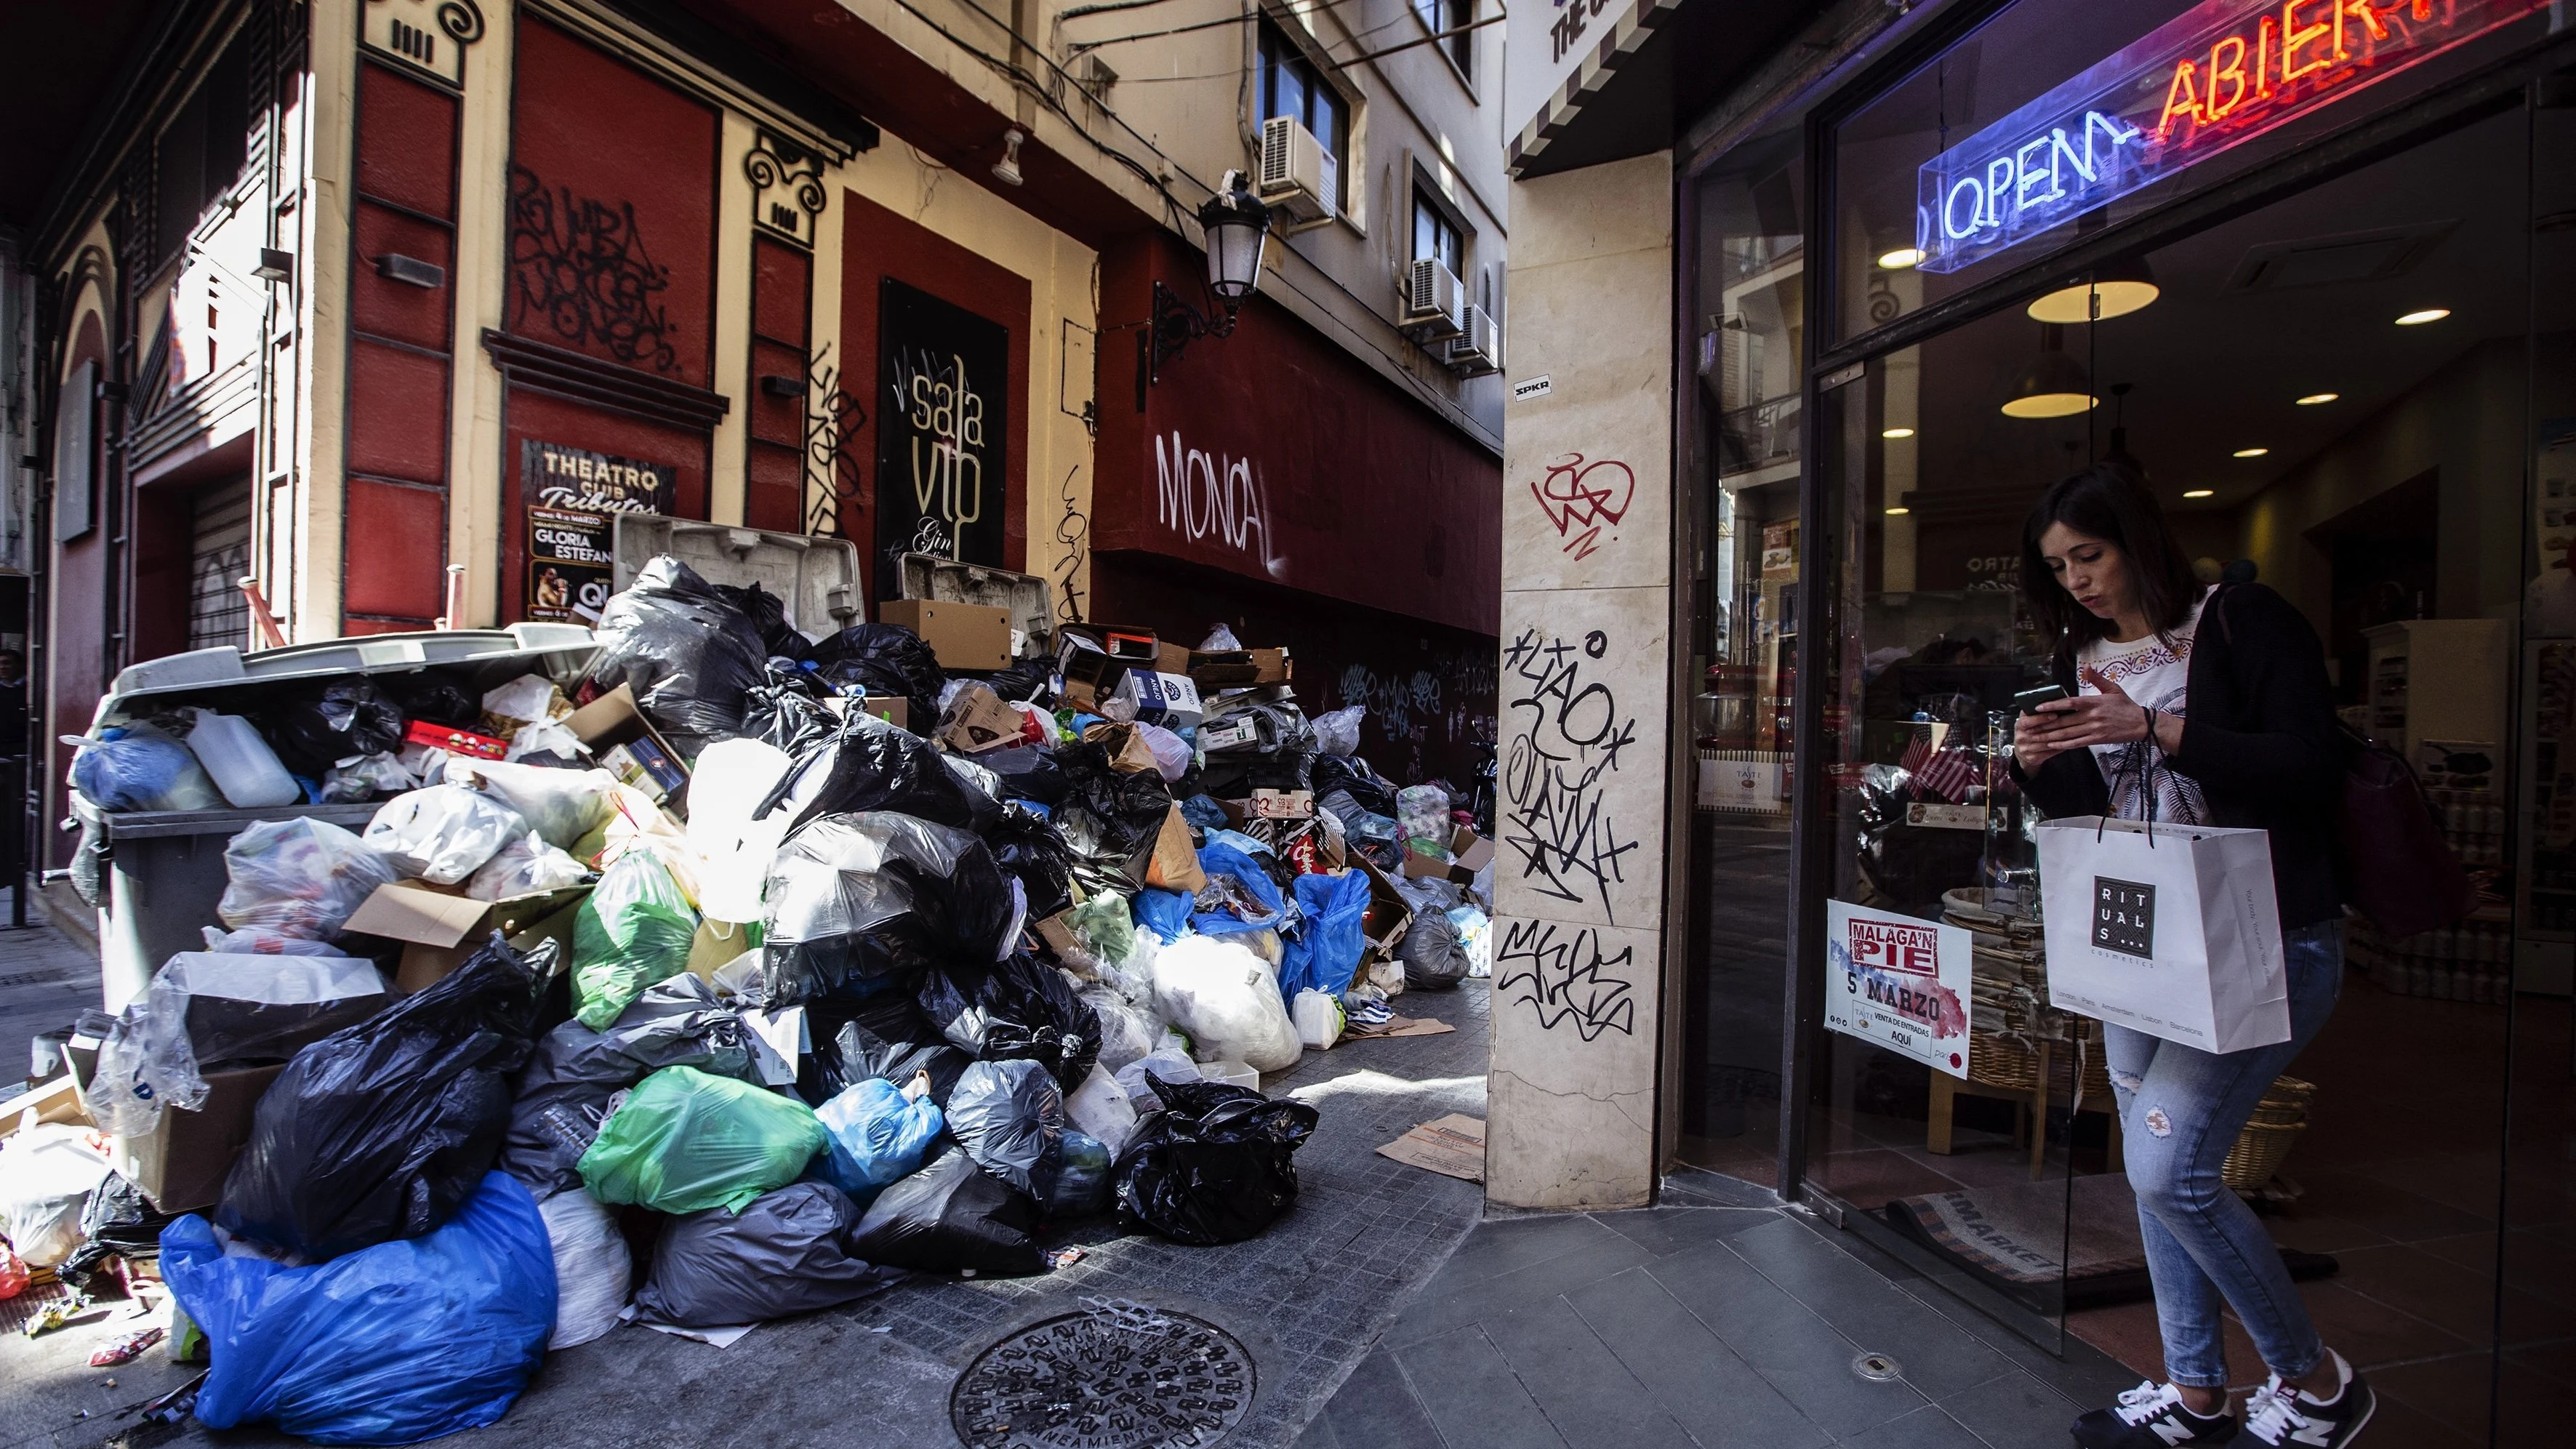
[1411,0,1474,79]
[1259,21,1347,212]
[1412,188,1465,280]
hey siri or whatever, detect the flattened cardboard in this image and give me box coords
[1033,910,1083,962]
[346,880,592,993]
[1375,1114,1485,1182]
[880,598,1012,670]
[940,684,1026,752]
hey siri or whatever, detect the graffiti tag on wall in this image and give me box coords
[1495,918,1637,1041]
[1528,453,1634,561]
[1154,431,1277,574]
[1500,626,1642,920]
[507,165,679,374]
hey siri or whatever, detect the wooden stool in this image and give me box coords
[1927,1040,2123,1179]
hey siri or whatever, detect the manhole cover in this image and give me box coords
[1853,1351,1903,1382]
[951,1298,1256,1449]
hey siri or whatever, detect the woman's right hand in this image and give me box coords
[2013,710,2072,771]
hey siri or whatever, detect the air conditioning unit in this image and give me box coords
[1403,257,1466,340]
[1446,305,1499,376]
[1257,116,1332,225]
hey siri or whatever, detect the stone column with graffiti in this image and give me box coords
[1487,152,1675,1210]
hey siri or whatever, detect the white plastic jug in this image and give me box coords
[684,737,795,923]
[1292,989,1343,1050]
[183,709,301,808]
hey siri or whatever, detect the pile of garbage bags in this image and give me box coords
[25,556,1498,1446]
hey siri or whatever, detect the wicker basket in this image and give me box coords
[2221,1076,2315,1192]
[1965,1029,2113,1100]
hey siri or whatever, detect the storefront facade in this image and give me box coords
[1496,0,2572,1429]
[14,0,1511,878]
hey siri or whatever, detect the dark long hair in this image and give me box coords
[2021,461,2200,662]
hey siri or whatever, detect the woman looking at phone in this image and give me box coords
[2009,462,2365,1449]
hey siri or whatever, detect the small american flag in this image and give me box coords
[1901,722,1980,803]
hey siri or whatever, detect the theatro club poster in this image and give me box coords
[1825,900,1973,1079]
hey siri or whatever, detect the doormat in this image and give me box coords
[1883,1174,2337,1312]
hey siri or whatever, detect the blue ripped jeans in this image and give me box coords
[2105,918,2343,1389]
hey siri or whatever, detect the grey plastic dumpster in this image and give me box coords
[75,623,596,1010]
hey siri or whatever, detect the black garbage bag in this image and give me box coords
[217,934,544,1261]
[713,581,814,662]
[761,811,1021,1003]
[985,803,1075,920]
[261,678,407,774]
[383,672,481,729]
[803,1014,972,1108]
[758,711,1000,836]
[739,662,837,755]
[57,1172,180,1290]
[635,1181,904,1326]
[942,1059,1065,1200]
[1113,1073,1320,1246]
[498,974,756,1196]
[848,1148,1044,1277]
[1399,905,1471,991]
[917,953,1101,1089]
[1054,739,1173,889]
[582,556,771,752]
[1309,754,1398,817]
[808,622,944,728]
[977,745,1068,806]
[983,658,1053,705]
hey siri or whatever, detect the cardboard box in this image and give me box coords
[113,1061,284,1213]
[1156,641,1195,676]
[821,694,910,731]
[1112,670,1203,729]
[1401,825,1496,885]
[566,683,693,803]
[1250,788,1313,819]
[939,683,1025,752]
[1355,857,1416,965]
[881,598,1013,670]
[601,736,686,802]
[344,880,590,993]
[406,719,507,760]
[1185,648,1292,687]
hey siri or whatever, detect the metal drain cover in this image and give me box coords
[1853,1351,1903,1382]
[950,1298,1257,1449]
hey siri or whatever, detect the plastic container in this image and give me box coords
[609,515,863,643]
[182,710,302,808]
[1197,1059,1261,1090]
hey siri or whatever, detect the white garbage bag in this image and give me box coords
[0,1124,112,1268]
[365,784,527,886]
[1149,935,1302,1072]
[538,1187,632,1349]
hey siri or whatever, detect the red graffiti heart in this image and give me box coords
[1529,454,1634,558]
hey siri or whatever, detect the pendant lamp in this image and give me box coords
[2026,254,2159,324]
[2001,324,2096,419]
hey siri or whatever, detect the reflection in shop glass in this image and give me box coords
[1914,0,2544,275]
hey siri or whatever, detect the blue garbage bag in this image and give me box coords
[1178,795,1229,830]
[1134,888,1195,943]
[1192,840,1284,938]
[814,1077,943,1204]
[1278,870,1371,999]
[161,1172,555,1446]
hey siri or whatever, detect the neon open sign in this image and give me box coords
[1914,0,2546,274]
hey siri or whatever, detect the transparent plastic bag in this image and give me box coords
[481,675,561,728]
[538,1187,630,1349]
[1080,982,1163,1074]
[1066,1064,1139,1156]
[1133,723,1192,782]
[1198,624,1242,651]
[319,752,415,803]
[0,1125,113,1267]
[1397,784,1452,853]
[446,760,621,852]
[214,819,403,943]
[1312,705,1365,758]
[467,831,591,902]
[92,953,386,1133]
[68,723,222,813]
[366,784,527,885]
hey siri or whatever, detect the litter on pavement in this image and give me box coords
[2,537,1494,1443]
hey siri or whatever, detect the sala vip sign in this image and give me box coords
[1825,901,1973,1079]
[1914,0,2545,274]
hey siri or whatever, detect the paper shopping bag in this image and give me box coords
[2037,816,2290,1053]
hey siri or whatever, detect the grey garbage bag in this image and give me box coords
[634,1181,904,1327]
[1398,904,1471,990]
[499,974,756,1197]
[942,1059,1065,1200]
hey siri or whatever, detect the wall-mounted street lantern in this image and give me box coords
[1148,170,1270,385]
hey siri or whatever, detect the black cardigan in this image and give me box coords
[2013,583,2348,929]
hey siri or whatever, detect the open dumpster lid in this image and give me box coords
[89,624,598,730]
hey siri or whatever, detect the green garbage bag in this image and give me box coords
[577,1065,825,1214]
[571,850,698,1029]
[1067,891,1136,964]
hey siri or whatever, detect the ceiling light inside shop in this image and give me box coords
[2183,489,2215,499]
[1885,506,1911,515]
[1877,247,1926,270]
[2232,447,2270,458]
[2001,326,2096,419]
[2295,393,2340,406]
[1882,427,1915,439]
[2026,256,2159,324]
[2395,308,2451,326]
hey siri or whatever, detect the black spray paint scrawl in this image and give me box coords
[1494,919,1636,1041]
[1500,627,1642,921]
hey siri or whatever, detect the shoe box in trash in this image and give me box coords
[563,683,691,804]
